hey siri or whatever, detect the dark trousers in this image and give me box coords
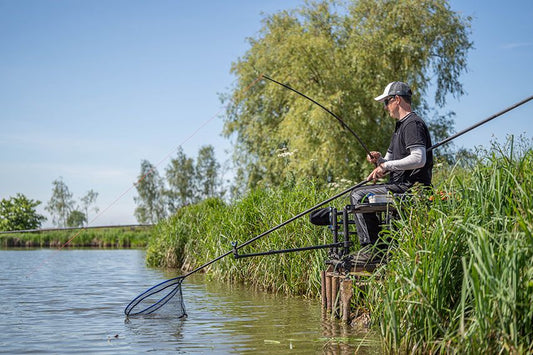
[350,183,408,245]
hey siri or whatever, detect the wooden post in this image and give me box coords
[321,270,326,309]
[326,272,332,311]
[340,278,353,323]
[331,274,339,316]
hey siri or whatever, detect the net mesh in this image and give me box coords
[125,277,187,318]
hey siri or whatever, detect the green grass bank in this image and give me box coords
[0,225,152,248]
[148,138,533,353]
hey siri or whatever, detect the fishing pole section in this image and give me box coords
[260,74,374,159]
[124,76,533,317]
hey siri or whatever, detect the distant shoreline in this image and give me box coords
[0,224,152,248]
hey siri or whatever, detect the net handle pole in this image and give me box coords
[183,180,369,278]
[428,94,533,152]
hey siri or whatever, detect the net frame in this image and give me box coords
[125,276,186,317]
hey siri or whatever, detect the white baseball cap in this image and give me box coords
[374,81,412,102]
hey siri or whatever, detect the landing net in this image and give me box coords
[125,277,187,317]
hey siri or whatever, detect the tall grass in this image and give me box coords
[146,178,348,297]
[370,138,533,353]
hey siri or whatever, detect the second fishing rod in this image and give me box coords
[125,73,533,316]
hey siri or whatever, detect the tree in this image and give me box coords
[223,0,472,188]
[0,194,47,231]
[195,145,222,200]
[134,160,167,224]
[165,147,196,213]
[45,178,75,227]
[66,210,87,227]
[80,189,99,225]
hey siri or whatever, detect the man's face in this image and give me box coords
[383,95,400,119]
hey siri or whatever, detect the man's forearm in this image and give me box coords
[381,146,426,171]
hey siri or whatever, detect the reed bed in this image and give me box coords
[369,138,533,353]
[149,137,532,353]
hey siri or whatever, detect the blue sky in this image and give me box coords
[1,0,532,227]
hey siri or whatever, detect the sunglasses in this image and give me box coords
[384,96,396,107]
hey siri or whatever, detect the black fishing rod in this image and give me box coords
[428,94,533,152]
[125,86,533,317]
[231,94,533,260]
[261,74,373,158]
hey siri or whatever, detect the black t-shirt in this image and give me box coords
[386,112,433,186]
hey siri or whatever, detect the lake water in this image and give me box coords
[0,249,380,354]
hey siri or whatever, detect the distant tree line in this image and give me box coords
[1,145,221,230]
[44,178,99,228]
[133,145,224,224]
[0,178,99,231]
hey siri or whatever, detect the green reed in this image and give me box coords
[369,138,533,353]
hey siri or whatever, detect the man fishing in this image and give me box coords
[350,81,433,264]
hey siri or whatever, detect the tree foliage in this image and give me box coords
[134,160,168,224]
[223,0,472,188]
[45,178,75,227]
[195,145,222,200]
[165,147,196,214]
[66,210,87,228]
[80,189,99,225]
[135,145,224,221]
[0,194,47,231]
[43,178,99,228]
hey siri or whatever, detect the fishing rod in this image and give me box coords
[428,94,533,152]
[125,87,533,317]
[260,74,373,158]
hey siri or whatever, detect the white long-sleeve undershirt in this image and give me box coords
[380,146,426,171]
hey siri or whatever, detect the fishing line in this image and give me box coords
[25,75,264,278]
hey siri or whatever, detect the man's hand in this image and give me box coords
[367,164,388,182]
[367,151,382,165]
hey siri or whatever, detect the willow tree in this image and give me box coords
[223,0,472,188]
